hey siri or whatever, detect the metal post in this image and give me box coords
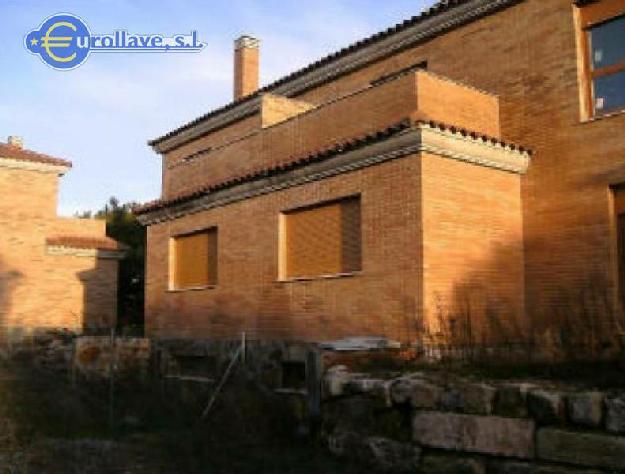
[241,332,246,364]
[108,327,116,432]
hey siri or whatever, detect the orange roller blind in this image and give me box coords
[173,228,218,289]
[284,196,361,279]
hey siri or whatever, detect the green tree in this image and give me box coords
[87,197,145,332]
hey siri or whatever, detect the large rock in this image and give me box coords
[412,411,535,459]
[440,382,496,414]
[567,392,603,428]
[537,428,625,470]
[605,393,625,434]
[439,385,464,412]
[489,462,601,474]
[328,431,420,472]
[390,377,442,409]
[494,383,535,418]
[361,437,421,472]
[487,461,534,474]
[323,365,351,398]
[323,396,408,440]
[421,453,486,474]
[346,377,393,407]
[462,383,497,415]
[536,466,602,474]
[527,389,565,425]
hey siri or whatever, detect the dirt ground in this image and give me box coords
[0,361,365,473]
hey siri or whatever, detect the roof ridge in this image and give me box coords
[0,143,72,168]
[136,116,531,216]
[137,119,413,214]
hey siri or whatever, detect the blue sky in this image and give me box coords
[0,0,436,215]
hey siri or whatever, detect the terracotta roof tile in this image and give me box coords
[136,119,531,216]
[46,235,126,252]
[0,143,72,168]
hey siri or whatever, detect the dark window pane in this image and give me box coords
[590,15,625,69]
[593,70,625,114]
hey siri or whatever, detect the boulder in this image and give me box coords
[362,437,421,472]
[527,389,565,425]
[605,393,625,434]
[391,377,442,409]
[328,432,420,472]
[421,453,486,474]
[323,365,351,398]
[487,461,534,474]
[537,428,625,470]
[566,392,603,428]
[494,383,535,418]
[413,411,535,459]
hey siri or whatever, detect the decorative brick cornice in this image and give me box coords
[136,120,530,225]
[149,0,523,153]
[46,246,125,260]
[0,157,70,175]
[46,236,126,259]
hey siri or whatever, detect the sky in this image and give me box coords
[0,0,436,215]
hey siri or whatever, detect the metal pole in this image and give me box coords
[201,346,241,419]
[241,332,246,364]
[108,327,116,432]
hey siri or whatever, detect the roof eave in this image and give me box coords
[148,0,525,154]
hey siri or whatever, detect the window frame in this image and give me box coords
[278,195,363,282]
[169,227,219,292]
[579,0,625,118]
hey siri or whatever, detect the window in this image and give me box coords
[580,0,625,116]
[281,196,362,280]
[171,228,218,290]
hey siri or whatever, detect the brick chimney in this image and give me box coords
[234,35,260,101]
[7,136,23,149]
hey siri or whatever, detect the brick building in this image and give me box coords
[136,0,625,349]
[0,137,124,339]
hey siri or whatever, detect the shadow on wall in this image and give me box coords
[79,259,117,335]
[0,255,22,340]
[423,240,625,362]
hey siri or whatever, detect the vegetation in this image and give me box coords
[77,197,145,332]
[0,360,368,473]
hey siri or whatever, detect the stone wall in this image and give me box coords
[323,366,625,473]
[74,336,151,380]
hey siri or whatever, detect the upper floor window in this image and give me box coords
[280,196,362,280]
[170,228,218,290]
[579,0,625,117]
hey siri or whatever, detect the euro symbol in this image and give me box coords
[41,21,76,63]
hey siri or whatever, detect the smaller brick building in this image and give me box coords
[0,136,124,340]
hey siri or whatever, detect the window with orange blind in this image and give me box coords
[171,228,218,289]
[578,0,625,117]
[281,196,362,279]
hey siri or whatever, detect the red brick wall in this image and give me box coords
[0,166,119,335]
[162,71,500,200]
[147,0,625,344]
[421,152,525,344]
[147,155,423,341]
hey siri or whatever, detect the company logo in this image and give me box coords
[25,13,206,71]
